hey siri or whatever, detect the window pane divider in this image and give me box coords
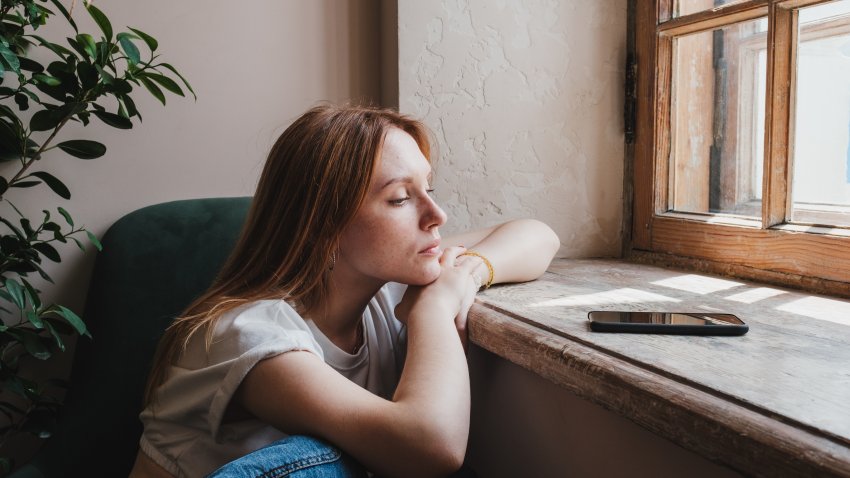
[660,1,769,35]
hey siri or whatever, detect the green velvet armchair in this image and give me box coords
[10,197,252,477]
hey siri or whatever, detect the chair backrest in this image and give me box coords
[11,197,251,477]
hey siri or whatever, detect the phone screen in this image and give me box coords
[587,311,748,335]
[589,311,745,326]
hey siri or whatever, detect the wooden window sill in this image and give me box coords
[468,258,850,477]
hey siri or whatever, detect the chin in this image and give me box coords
[400,265,441,286]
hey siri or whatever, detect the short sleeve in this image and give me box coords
[202,300,323,439]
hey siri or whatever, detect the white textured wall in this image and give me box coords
[398,0,626,256]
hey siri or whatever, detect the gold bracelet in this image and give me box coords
[459,251,494,289]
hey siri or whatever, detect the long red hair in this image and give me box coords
[144,104,431,405]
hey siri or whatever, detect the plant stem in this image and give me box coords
[6,118,71,191]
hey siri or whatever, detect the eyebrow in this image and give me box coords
[379,171,433,190]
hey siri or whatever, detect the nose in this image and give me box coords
[420,194,447,231]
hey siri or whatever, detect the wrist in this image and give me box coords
[458,250,494,289]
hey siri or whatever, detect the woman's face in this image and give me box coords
[338,127,447,287]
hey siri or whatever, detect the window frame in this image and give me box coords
[629,0,850,297]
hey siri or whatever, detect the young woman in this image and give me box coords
[129,105,559,478]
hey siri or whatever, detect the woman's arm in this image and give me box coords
[443,218,560,286]
[236,247,477,478]
[441,219,559,349]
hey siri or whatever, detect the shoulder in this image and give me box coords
[181,300,323,368]
[215,300,311,343]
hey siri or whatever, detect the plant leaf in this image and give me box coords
[10,180,39,188]
[121,94,140,119]
[0,217,25,239]
[116,33,140,65]
[0,43,20,74]
[29,35,74,58]
[48,0,77,32]
[145,72,183,97]
[92,110,132,129]
[25,310,44,329]
[56,140,106,159]
[32,242,61,263]
[0,119,22,161]
[30,108,61,131]
[32,73,60,86]
[9,329,50,360]
[29,171,70,199]
[76,61,97,90]
[85,230,102,251]
[18,57,44,73]
[86,4,112,41]
[4,278,25,309]
[139,76,164,105]
[57,207,74,227]
[75,33,97,59]
[93,64,114,84]
[14,93,29,111]
[128,27,158,51]
[54,305,89,337]
[70,236,84,251]
[43,320,65,351]
[159,62,195,99]
[21,278,41,310]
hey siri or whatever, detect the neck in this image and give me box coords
[305,263,384,351]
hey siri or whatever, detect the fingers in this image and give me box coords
[439,246,467,265]
[441,247,482,277]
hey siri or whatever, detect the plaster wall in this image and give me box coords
[398,0,626,257]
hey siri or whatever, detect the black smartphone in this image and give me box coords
[587,311,748,336]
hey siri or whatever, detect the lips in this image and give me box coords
[419,239,441,255]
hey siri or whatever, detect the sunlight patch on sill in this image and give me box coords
[724,287,787,304]
[652,274,744,294]
[529,287,680,308]
[775,296,850,326]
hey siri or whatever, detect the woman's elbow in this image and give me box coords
[420,437,466,477]
[413,421,467,476]
[536,220,561,257]
[519,219,560,267]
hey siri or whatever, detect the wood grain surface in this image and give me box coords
[468,258,850,477]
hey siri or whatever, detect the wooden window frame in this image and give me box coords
[629,0,850,297]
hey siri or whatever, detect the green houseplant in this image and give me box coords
[0,0,192,472]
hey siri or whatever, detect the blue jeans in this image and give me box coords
[207,436,367,478]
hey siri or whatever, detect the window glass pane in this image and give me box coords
[790,0,850,227]
[674,0,744,19]
[669,19,767,217]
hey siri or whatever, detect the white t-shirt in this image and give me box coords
[138,283,407,478]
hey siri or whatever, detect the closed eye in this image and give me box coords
[389,196,411,206]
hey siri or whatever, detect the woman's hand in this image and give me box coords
[451,252,482,351]
[395,247,480,343]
